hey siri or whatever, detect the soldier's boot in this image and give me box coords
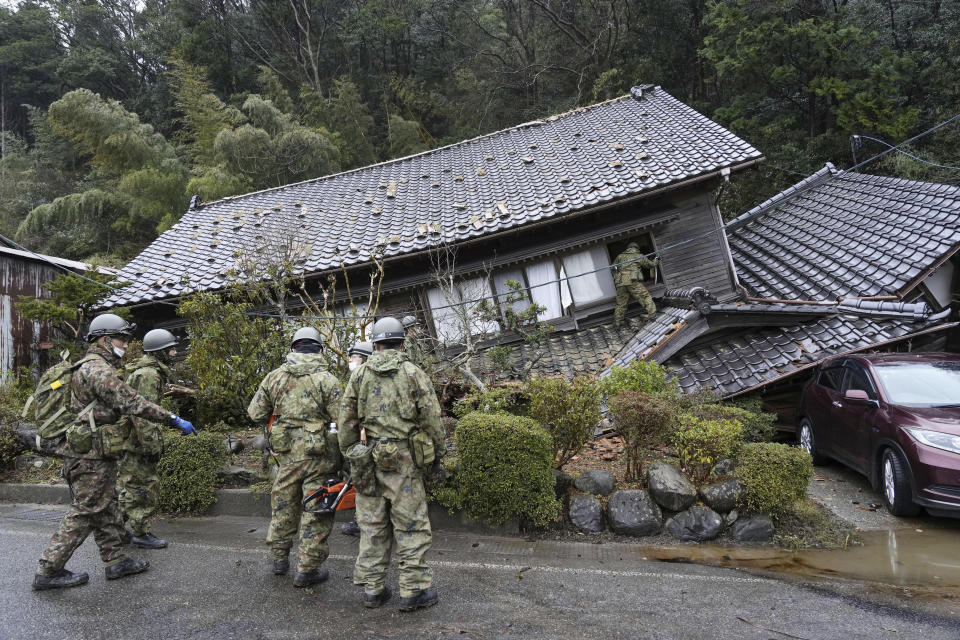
[272,557,290,575]
[398,588,439,612]
[120,529,134,545]
[362,587,392,609]
[32,569,89,591]
[131,533,167,549]
[293,568,329,588]
[341,521,361,537]
[105,556,150,580]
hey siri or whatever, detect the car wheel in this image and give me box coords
[880,449,921,517]
[797,418,828,465]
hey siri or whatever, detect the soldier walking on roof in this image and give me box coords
[612,242,659,329]
[247,327,343,588]
[338,317,446,611]
[33,314,197,591]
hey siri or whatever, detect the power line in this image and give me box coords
[853,134,960,171]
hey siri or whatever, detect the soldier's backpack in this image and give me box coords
[22,351,98,446]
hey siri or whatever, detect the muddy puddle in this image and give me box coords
[641,523,960,597]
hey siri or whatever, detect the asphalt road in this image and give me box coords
[1,505,959,640]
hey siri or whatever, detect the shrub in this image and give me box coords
[452,386,529,418]
[434,411,559,527]
[598,360,680,398]
[527,376,601,468]
[692,404,777,443]
[607,390,678,480]
[0,424,23,470]
[736,442,814,515]
[157,431,226,513]
[0,367,34,424]
[672,414,743,484]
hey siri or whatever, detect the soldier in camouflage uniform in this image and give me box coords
[401,315,429,369]
[341,341,373,537]
[117,328,180,550]
[612,242,660,329]
[33,314,197,591]
[339,317,446,612]
[247,327,343,588]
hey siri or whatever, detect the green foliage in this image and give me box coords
[178,291,287,427]
[598,360,680,399]
[434,411,559,527]
[474,279,552,379]
[673,415,743,484]
[0,424,23,470]
[607,390,678,481]
[452,386,529,418]
[692,404,777,443]
[736,442,815,516]
[302,77,378,169]
[0,367,34,424]
[527,376,602,469]
[157,431,225,514]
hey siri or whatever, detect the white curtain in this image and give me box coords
[563,247,617,305]
[525,260,562,320]
[427,287,462,343]
[427,278,499,344]
[459,277,500,336]
[492,268,530,320]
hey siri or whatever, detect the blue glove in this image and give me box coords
[170,415,196,435]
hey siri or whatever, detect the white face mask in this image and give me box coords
[113,346,126,358]
[348,361,358,371]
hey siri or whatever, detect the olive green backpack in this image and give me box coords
[22,351,98,442]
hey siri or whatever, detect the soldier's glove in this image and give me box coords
[169,414,197,435]
[428,459,447,484]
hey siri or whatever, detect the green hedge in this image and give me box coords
[527,376,601,468]
[434,411,559,527]
[452,386,529,418]
[157,431,225,513]
[736,442,814,515]
[673,414,743,484]
[0,424,23,470]
[694,404,777,443]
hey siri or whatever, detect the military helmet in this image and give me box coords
[626,241,640,251]
[86,313,136,342]
[401,315,421,329]
[370,317,405,343]
[142,329,179,353]
[291,326,324,346]
[348,341,373,357]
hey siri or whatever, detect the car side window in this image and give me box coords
[844,366,877,399]
[818,366,845,391]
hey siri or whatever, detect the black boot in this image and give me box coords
[272,558,290,575]
[398,588,438,612]
[105,556,150,580]
[340,521,361,537]
[293,568,329,588]
[131,533,167,549]
[120,529,133,545]
[32,569,89,591]
[362,587,392,609]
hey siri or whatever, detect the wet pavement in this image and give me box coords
[2,504,960,639]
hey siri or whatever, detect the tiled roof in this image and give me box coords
[728,166,960,301]
[665,315,938,396]
[103,85,761,307]
[606,306,700,368]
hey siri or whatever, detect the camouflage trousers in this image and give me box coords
[117,452,159,536]
[614,282,657,327]
[354,456,433,598]
[37,457,126,576]
[268,455,336,573]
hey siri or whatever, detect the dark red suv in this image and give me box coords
[798,352,960,517]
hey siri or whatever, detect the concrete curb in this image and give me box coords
[0,483,519,535]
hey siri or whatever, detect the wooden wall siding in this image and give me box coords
[652,193,736,300]
[0,254,62,379]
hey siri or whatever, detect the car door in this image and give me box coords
[804,364,847,454]
[830,362,880,473]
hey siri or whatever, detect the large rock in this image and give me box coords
[574,469,616,496]
[665,506,723,542]
[217,466,258,488]
[249,435,269,451]
[568,494,605,533]
[710,458,735,477]
[606,490,662,536]
[647,462,697,512]
[699,479,743,513]
[224,436,245,455]
[15,453,50,470]
[552,469,573,499]
[730,516,774,542]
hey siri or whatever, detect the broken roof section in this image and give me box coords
[102,85,761,308]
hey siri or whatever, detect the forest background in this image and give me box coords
[1,0,959,265]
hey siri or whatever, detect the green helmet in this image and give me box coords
[349,341,373,357]
[626,241,640,251]
[86,313,136,342]
[291,327,323,347]
[401,315,421,329]
[142,329,179,353]
[371,317,405,343]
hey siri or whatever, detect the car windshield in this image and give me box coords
[873,361,960,407]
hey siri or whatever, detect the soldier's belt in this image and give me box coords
[372,436,409,448]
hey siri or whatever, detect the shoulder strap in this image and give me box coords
[21,355,98,418]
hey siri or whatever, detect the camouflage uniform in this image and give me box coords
[403,333,428,369]
[117,354,168,537]
[612,245,658,328]
[37,344,170,577]
[338,348,445,598]
[247,352,343,574]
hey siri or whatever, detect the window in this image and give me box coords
[818,366,845,391]
[608,233,659,284]
[491,268,530,321]
[525,260,564,320]
[562,247,617,306]
[426,278,499,344]
[844,366,877,399]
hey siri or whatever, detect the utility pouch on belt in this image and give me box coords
[268,427,293,453]
[99,422,127,458]
[303,423,327,457]
[345,441,377,496]
[409,430,435,469]
[372,439,399,472]
[65,415,97,455]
